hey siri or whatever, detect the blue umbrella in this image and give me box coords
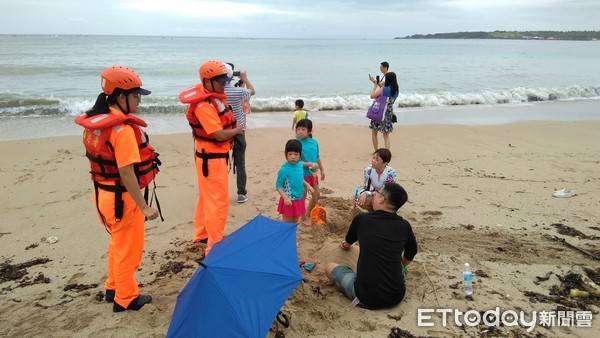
[167,214,303,338]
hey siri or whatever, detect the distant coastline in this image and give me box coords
[398,30,600,41]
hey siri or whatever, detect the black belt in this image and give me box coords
[94,181,164,229]
[195,149,229,177]
[94,181,126,227]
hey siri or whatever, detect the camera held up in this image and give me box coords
[232,70,244,87]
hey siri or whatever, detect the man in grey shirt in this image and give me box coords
[225,63,255,203]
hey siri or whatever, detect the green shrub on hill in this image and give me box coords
[399,30,600,41]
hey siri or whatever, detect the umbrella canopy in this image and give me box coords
[167,214,303,338]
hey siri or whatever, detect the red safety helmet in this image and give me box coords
[199,60,231,83]
[101,66,151,95]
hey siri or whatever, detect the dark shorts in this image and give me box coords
[329,265,356,300]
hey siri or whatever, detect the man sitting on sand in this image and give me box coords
[325,182,417,309]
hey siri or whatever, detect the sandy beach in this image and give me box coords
[1,119,599,337]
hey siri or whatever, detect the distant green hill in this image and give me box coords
[398,31,600,41]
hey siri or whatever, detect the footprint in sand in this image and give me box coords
[417,210,444,225]
[65,272,86,284]
[68,189,87,201]
[320,187,333,195]
[15,171,34,184]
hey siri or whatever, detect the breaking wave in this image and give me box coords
[1,85,599,118]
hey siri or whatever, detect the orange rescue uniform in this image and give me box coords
[192,99,234,254]
[88,108,146,309]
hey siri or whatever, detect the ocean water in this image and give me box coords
[1,35,600,139]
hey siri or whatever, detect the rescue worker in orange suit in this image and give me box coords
[179,60,243,256]
[75,66,160,312]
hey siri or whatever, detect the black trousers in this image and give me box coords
[232,132,247,195]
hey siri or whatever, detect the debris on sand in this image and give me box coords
[40,236,58,244]
[95,291,105,302]
[474,269,489,278]
[551,223,595,239]
[569,289,589,298]
[155,261,193,278]
[63,283,98,292]
[534,271,552,284]
[543,235,600,260]
[449,281,461,289]
[553,188,575,198]
[0,258,51,284]
[573,266,600,296]
[17,273,51,288]
[460,223,475,230]
[388,327,421,338]
[25,243,39,250]
[524,266,600,310]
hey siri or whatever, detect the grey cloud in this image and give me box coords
[0,0,598,38]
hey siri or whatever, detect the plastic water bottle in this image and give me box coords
[463,263,473,296]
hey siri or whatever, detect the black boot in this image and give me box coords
[105,289,115,303]
[113,295,152,312]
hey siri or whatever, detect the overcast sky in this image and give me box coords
[1,0,599,39]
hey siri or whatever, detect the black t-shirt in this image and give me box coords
[345,210,417,309]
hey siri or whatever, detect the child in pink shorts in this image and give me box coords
[276,139,314,223]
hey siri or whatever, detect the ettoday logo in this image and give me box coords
[417,308,593,332]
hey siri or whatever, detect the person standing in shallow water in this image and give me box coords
[75,66,160,312]
[368,72,399,151]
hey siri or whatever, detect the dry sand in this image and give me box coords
[1,120,599,337]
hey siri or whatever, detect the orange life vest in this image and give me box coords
[74,111,159,189]
[179,84,237,144]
